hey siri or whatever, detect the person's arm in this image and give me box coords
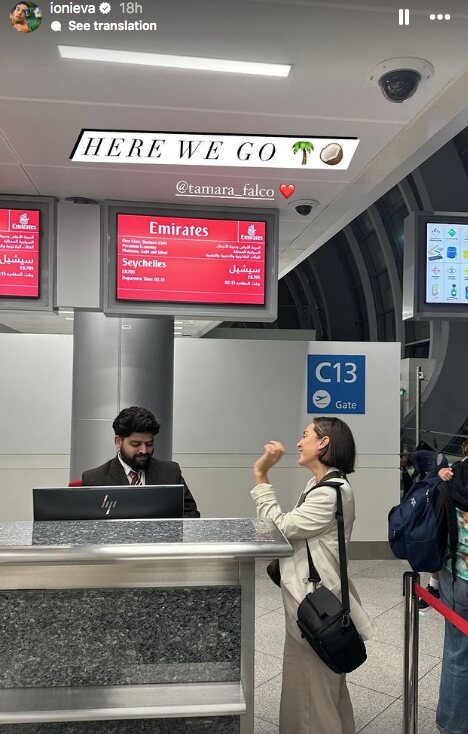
[251,440,336,540]
[176,466,200,517]
[251,482,338,540]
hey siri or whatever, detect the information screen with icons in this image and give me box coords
[425,223,468,304]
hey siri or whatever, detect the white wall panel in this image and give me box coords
[173,339,401,541]
[0,335,72,454]
[0,456,69,521]
[173,340,400,455]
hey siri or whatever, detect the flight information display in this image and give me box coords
[0,208,40,298]
[425,222,468,304]
[116,213,266,304]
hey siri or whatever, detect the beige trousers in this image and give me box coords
[279,586,355,734]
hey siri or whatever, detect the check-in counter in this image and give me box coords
[0,519,291,734]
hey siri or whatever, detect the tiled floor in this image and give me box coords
[254,559,443,733]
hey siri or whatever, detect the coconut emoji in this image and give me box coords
[320,143,343,165]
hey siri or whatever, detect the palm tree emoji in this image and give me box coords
[292,140,314,165]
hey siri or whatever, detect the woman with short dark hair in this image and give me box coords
[251,417,374,734]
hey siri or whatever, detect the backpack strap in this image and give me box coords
[437,481,459,578]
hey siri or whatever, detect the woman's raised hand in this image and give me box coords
[253,440,285,483]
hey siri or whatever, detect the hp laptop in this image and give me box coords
[33,485,184,521]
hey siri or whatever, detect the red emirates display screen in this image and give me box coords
[116,213,266,305]
[0,208,40,298]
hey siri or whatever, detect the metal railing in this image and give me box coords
[403,572,419,734]
[401,427,467,456]
[401,364,467,455]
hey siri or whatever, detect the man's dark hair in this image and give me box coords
[11,2,30,10]
[313,416,356,474]
[112,406,160,437]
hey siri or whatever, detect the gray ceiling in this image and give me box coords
[1,0,468,335]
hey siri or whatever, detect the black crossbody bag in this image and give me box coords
[296,481,367,675]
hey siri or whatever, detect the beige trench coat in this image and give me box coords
[251,470,375,641]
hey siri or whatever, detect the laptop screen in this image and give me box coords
[33,485,184,521]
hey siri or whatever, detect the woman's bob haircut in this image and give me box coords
[313,416,356,475]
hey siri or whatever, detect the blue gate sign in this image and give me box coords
[307,355,366,414]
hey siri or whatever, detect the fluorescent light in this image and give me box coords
[58,46,291,78]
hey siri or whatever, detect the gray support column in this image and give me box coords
[410,169,432,210]
[398,180,419,214]
[70,311,174,481]
[300,260,331,338]
[284,271,317,334]
[343,225,378,341]
[368,204,404,344]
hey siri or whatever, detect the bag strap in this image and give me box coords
[334,486,350,613]
[437,481,459,578]
[303,471,351,612]
[301,470,344,503]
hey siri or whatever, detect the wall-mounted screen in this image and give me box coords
[117,213,266,305]
[403,211,468,320]
[0,196,55,312]
[0,208,40,298]
[104,203,278,320]
[425,222,468,304]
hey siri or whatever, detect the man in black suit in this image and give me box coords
[82,406,200,517]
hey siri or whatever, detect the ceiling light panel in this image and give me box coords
[58,46,291,78]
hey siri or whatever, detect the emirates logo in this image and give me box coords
[12,212,36,230]
[240,223,263,241]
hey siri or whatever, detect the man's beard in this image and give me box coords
[120,447,152,473]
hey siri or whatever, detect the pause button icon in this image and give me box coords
[399,8,410,25]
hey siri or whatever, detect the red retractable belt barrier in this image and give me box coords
[415,582,468,635]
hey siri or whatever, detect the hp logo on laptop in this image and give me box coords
[101,494,117,515]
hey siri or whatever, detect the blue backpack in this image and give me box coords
[388,474,457,572]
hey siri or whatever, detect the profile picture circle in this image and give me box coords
[10,2,42,33]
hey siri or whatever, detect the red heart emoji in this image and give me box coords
[279,184,295,199]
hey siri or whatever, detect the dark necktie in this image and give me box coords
[129,470,142,486]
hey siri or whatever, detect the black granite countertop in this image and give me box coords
[0,519,292,562]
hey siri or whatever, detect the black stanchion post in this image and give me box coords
[403,571,420,734]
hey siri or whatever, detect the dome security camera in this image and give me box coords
[378,69,421,103]
[367,58,433,103]
[296,203,313,216]
[289,199,320,216]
